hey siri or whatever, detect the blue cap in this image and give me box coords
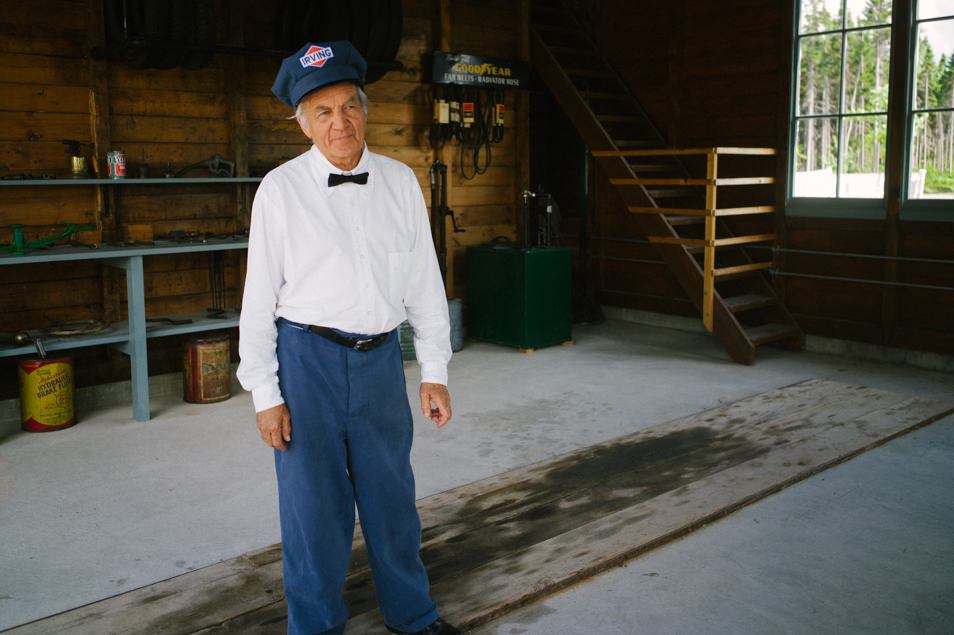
[272,41,368,109]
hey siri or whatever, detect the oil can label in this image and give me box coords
[107,151,126,178]
[184,339,231,403]
[19,360,75,430]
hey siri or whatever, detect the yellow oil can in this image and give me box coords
[18,357,75,432]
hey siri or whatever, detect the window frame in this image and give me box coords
[786,0,897,219]
[901,6,954,220]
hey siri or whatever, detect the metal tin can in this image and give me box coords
[18,357,76,432]
[183,336,231,403]
[70,155,89,178]
[107,150,126,179]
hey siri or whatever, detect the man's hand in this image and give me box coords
[257,403,292,451]
[420,382,452,428]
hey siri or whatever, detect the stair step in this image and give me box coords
[582,91,631,101]
[532,3,573,15]
[648,189,696,199]
[613,139,657,148]
[565,68,615,79]
[598,114,644,123]
[533,24,581,36]
[630,163,677,173]
[723,294,776,313]
[664,214,706,225]
[548,45,599,56]
[713,261,773,281]
[745,323,801,346]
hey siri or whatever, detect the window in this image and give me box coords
[791,0,894,200]
[908,1,954,200]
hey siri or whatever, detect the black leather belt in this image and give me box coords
[308,325,390,352]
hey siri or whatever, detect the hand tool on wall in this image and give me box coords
[428,160,465,285]
[429,160,440,245]
[207,251,227,318]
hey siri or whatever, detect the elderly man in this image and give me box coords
[237,41,462,635]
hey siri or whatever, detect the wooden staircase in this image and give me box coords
[530,1,803,364]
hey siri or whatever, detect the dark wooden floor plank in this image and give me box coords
[8,380,952,635]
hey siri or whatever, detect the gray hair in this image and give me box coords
[292,84,368,120]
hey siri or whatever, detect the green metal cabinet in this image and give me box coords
[467,245,572,350]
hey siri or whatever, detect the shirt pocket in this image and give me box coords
[388,251,413,305]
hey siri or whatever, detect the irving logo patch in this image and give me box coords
[299,45,334,68]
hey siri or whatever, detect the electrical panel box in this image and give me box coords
[467,245,572,350]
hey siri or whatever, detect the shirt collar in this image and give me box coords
[309,145,372,193]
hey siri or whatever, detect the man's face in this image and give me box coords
[297,82,366,171]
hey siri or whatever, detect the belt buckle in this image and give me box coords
[354,338,374,352]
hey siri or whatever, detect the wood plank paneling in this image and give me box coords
[0,111,90,142]
[107,66,227,93]
[0,83,90,114]
[111,116,231,144]
[110,89,229,118]
[0,53,88,86]
[1,188,96,223]
[1,0,527,398]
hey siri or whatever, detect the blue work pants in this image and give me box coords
[274,318,437,635]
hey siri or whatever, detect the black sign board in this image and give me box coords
[432,51,529,89]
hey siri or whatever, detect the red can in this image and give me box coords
[107,150,126,179]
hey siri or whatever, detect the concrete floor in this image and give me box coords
[0,318,952,633]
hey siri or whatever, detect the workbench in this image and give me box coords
[0,239,248,421]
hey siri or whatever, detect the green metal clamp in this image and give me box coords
[2,223,97,255]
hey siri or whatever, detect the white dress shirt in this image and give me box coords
[237,145,451,413]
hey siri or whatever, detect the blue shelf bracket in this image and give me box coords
[104,256,150,421]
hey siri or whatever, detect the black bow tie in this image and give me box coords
[328,172,369,187]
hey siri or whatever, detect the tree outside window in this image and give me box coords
[792,0,893,200]
[909,1,954,199]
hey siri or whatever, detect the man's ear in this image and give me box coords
[296,114,310,139]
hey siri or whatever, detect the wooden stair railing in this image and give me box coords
[530,2,804,364]
[595,147,777,332]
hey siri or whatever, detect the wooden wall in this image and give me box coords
[588,0,954,356]
[0,0,526,400]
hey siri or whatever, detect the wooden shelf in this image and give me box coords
[0,177,262,187]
